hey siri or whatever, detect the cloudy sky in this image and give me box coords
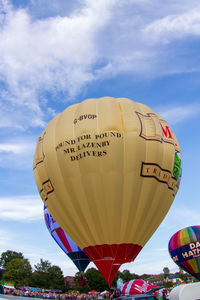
[0,0,200,279]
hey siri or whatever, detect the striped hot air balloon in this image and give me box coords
[44,206,90,273]
[120,279,157,295]
[169,225,200,280]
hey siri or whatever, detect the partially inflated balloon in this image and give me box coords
[44,206,90,273]
[169,226,200,280]
[120,279,157,295]
[33,97,181,285]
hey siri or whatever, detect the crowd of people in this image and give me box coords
[1,287,110,300]
[0,285,172,300]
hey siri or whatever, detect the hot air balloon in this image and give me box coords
[33,97,181,285]
[169,225,200,280]
[44,206,91,273]
[120,279,157,295]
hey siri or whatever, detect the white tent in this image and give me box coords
[3,285,15,289]
[100,290,109,295]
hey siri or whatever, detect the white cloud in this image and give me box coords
[0,195,43,221]
[166,206,200,229]
[143,9,200,43]
[123,257,178,275]
[0,0,114,129]
[0,139,37,169]
[0,143,32,154]
[0,0,200,131]
[27,0,84,20]
[156,103,200,124]
[0,228,16,247]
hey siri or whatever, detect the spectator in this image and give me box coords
[0,284,4,294]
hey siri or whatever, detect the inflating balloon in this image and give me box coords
[33,97,181,285]
[44,206,90,273]
[120,279,157,295]
[169,226,200,280]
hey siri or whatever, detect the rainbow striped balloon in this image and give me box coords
[169,226,200,280]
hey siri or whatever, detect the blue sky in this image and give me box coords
[0,0,200,278]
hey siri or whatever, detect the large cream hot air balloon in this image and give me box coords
[33,97,181,285]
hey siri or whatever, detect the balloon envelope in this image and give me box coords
[33,97,181,285]
[44,206,91,273]
[120,279,157,295]
[169,225,200,280]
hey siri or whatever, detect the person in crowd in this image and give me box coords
[0,284,4,294]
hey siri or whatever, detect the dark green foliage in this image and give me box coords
[164,281,174,288]
[48,265,65,290]
[163,267,170,278]
[74,268,109,293]
[0,251,24,268]
[34,259,51,272]
[3,258,32,288]
[74,272,89,293]
[31,259,65,290]
[120,270,139,283]
[0,268,4,280]
[85,268,109,292]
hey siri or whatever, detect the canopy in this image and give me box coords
[3,282,15,289]
[3,285,14,289]
[120,279,157,295]
[89,290,99,294]
[100,290,110,295]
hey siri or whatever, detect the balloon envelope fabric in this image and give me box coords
[169,225,200,280]
[34,97,181,285]
[44,206,91,272]
[120,279,157,295]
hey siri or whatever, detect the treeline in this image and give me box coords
[0,250,142,292]
[0,250,65,290]
[0,250,193,293]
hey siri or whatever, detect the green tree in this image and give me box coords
[48,265,65,290]
[77,268,109,292]
[74,272,89,293]
[140,274,151,280]
[164,281,174,288]
[31,259,52,288]
[31,270,49,288]
[31,260,65,290]
[111,271,122,288]
[0,268,4,280]
[0,250,24,268]
[34,259,51,272]
[163,267,170,278]
[111,271,138,288]
[3,258,32,288]
[120,269,138,283]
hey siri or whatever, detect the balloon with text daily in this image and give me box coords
[169,225,200,280]
[33,97,181,285]
[44,206,91,273]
